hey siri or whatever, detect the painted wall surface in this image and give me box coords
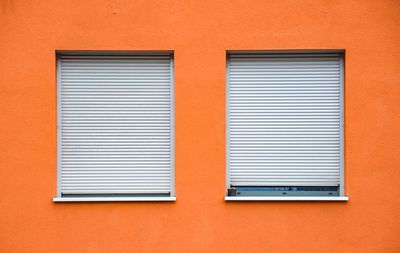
[1,0,400,252]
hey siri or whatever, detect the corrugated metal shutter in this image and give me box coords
[58,53,174,196]
[227,52,343,187]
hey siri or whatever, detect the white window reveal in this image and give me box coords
[226,51,347,201]
[54,52,175,202]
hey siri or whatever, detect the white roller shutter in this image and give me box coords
[227,52,343,188]
[57,53,174,197]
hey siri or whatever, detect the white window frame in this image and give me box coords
[53,51,175,202]
[225,50,348,201]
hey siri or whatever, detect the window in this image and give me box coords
[226,51,347,200]
[54,52,175,202]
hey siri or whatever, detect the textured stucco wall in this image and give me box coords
[1,0,399,252]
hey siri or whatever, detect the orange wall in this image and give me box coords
[1,0,400,252]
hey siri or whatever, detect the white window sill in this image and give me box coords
[225,196,349,201]
[53,196,176,202]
